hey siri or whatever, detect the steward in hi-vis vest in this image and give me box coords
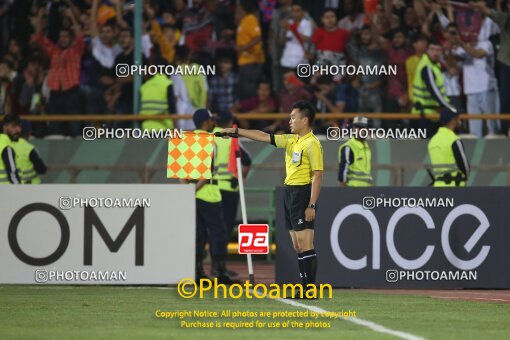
[12,137,47,184]
[139,74,176,132]
[0,114,22,184]
[338,116,372,187]
[181,108,238,285]
[428,108,470,187]
[12,121,47,184]
[411,40,456,137]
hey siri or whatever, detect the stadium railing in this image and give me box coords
[46,163,510,187]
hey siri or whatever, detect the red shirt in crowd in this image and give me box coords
[182,6,214,54]
[312,27,350,53]
[238,96,276,112]
[385,43,412,99]
[34,33,84,91]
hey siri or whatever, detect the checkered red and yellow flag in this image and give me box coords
[167,131,214,180]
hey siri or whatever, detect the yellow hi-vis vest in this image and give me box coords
[140,74,174,131]
[428,127,465,187]
[412,54,448,115]
[195,129,222,203]
[182,64,208,109]
[12,137,40,184]
[212,127,238,192]
[0,134,15,184]
[339,138,372,187]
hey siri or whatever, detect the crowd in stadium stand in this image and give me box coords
[0,0,508,137]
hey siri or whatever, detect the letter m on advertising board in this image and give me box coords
[84,206,144,266]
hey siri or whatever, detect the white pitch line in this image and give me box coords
[272,295,425,340]
[445,291,510,297]
[471,297,509,302]
[435,296,510,302]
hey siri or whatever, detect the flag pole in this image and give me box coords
[236,150,255,284]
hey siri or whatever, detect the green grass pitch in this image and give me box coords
[1,285,509,339]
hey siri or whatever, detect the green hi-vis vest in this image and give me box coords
[212,127,237,192]
[339,138,373,187]
[195,129,222,203]
[428,127,465,187]
[140,74,174,131]
[12,137,40,184]
[412,54,448,115]
[0,134,15,184]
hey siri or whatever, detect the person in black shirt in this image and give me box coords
[0,114,21,184]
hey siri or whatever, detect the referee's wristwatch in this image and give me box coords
[308,203,316,209]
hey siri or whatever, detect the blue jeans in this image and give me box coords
[466,89,500,137]
[196,199,227,260]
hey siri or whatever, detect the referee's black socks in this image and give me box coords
[301,249,317,286]
[297,253,306,286]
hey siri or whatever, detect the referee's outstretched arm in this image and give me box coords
[221,128,271,143]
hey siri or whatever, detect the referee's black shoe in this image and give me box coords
[216,273,242,285]
[211,268,239,277]
[213,259,241,285]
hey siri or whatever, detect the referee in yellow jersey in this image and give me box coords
[222,101,323,294]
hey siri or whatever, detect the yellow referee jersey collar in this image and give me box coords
[297,130,313,140]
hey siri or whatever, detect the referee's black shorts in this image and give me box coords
[284,184,314,231]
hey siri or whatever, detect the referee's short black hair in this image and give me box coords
[292,100,316,126]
